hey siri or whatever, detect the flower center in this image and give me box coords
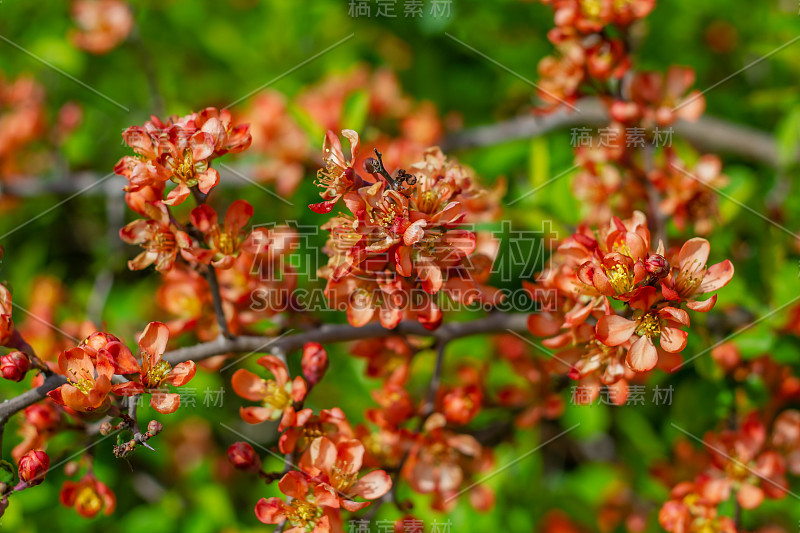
[675,261,705,297]
[70,377,95,395]
[149,229,175,252]
[169,151,205,186]
[604,263,634,294]
[581,0,603,18]
[636,313,661,338]
[263,380,291,410]
[75,486,102,515]
[286,499,322,529]
[331,461,359,494]
[143,359,172,389]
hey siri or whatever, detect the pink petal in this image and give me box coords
[678,237,709,271]
[163,361,196,386]
[150,392,180,414]
[596,315,637,346]
[138,321,169,364]
[352,470,392,499]
[626,336,658,372]
[697,260,734,294]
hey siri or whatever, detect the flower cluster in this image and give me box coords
[239,64,452,201]
[527,211,733,379]
[228,431,392,532]
[115,109,299,339]
[115,108,251,206]
[311,130,503,329]
[537,0,730,235]
[47,322,195,414]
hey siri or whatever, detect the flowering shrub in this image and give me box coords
[0,1,798,532]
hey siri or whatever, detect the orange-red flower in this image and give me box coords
[596,286,689,372]
[299,436,392,511]
[661,237,734,312]
[699,414,788,510]
[48,346,114,413]
[119,202,191,272]
[659,481,736,533]
[403,413,481,496]
[185,200,255,269]
[232,355,307,430]
[60,474,116,518]
[255,471,334,533]
[310,129,361,214]
[110,321,196,414]
[279,407,354,455]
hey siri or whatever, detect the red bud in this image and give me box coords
[301,342,328,387]
[644,254,670,279]
[18,450,49,486]
[1,351,30,382]
[227,442,261,473]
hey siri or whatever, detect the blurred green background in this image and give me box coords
[1,0,800,532]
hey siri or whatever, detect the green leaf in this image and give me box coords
[775,105,800,168]
[0,459,15,484]
[341,89,370,133]
[528,136,550,194]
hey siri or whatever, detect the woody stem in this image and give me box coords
[373,149,400,190]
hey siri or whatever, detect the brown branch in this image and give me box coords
[205,266,233,340]
[0,313,529,427]
[440,98,783,166]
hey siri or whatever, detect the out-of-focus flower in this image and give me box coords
[699,414,788,510]
[70,0,133,54]
[301,342,329,387]
[659,481,736,533]
[227,442,261,474]
[60,474,116,518]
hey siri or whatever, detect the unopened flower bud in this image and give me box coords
[99,422,113,435]
[227,442,261,473]
[18,450,49,486]
[1,351,29,382]
[147,420,163,435]
[644,254,670,279]
[301,342,329,387]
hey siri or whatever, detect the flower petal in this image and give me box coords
[163,361,196,387]
[596,315,637,346]
[352,470,392,500]
[231,369,268,401]
[626,336,658,372]
[150,392,180,414]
